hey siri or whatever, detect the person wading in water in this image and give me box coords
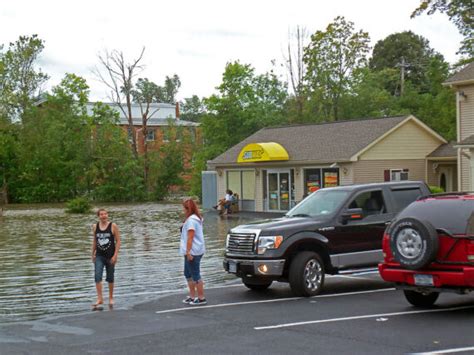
[92,208,121,309]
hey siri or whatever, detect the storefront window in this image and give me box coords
[304,168,339,196]
[304,169,321,195]
[322,168,339,187]
[227,171,241,197]
[227,170,255,200]
[242,171,255,199]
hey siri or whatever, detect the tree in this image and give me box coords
[190,61,287,198]
[131,77,161,186]
[87,102,145,202]
[284,26,309,122]
[0,35,48,121]
[11,74,143,203]
[304,16,370,121]
[370,31,449,95]
[411,0,473,60]
[180,95,206,122]
[150,120,186,200]
[337,68,399,119]
[157,74,181,103]
[204,61,287,150]
[95,48,145,158]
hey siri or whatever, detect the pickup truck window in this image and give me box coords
[286,189,349,218]
[391,188,423,211]
[348,190,387,216]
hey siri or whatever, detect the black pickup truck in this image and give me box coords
[223,181,431,296]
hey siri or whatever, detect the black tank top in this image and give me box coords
[95,222,115,258]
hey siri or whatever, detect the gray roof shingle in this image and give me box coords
[208,116,410,166]
[457,135,474,146]
[428,142,457,158]
[444,62,474,84]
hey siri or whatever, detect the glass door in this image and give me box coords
[267,170,291,211]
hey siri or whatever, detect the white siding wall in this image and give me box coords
[459,85,474,190]
[360,120,442,160]
[461,154,471,191]
[339,163,354,185]
[294,169,304,204]
[353,160,426,184]
[255,170,263,211]
[217,171,226,204]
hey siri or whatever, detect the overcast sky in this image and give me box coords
[0,0,463,102]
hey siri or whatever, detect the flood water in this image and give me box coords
[0,203,272,324]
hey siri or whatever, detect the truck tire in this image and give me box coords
[289,251,325,297]
[403,290,439,307]
[389,218,438,270]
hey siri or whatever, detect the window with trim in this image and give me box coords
[146,129,155,142]
[226,170,255,200]
[384,169,409,181]
[303,168,339,196]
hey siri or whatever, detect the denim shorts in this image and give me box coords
[94,255,115,283]
[184,254,203,282]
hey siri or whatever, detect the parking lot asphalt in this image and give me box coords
[1,273,474,355]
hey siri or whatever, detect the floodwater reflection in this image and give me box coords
[0,203,267,324]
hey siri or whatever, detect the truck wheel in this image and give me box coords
[403,290,439,307]
[389,218,438,270]
[289,252,325,297]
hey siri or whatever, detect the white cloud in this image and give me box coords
[0,0,464,101]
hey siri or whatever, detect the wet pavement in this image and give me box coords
[0,203,282,323]
[1,273,474,354]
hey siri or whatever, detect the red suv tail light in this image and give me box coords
[382,232,394,262]
[468,240,474,262]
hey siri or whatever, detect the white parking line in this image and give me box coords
[117,283,244,298]
[411,346,474,354]
[155,288,395,314]
[313,288,395,298]
[156,297,303,314]
[254,305,474,330]
[332,275,374,281]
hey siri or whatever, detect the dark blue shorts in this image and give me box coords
[94,255,115,283]
[184,255,203,282]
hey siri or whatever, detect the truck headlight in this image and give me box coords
[257,236,283,254]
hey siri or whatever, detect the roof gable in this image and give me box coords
[208,116,410,166]
[352,115,447,161]
[444,62,474,86]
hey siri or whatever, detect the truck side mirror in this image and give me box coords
[341,208,364,224]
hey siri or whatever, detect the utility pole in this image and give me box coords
[396,56,409,96]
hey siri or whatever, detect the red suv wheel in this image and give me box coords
[389,217,438,270]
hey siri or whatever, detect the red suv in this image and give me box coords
[379,193,474,307]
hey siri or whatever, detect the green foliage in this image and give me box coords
[411,0,473,60]
[9,72,145,203]
[429,185,445,194]
[204,61,287,149]
[303,16,371,121]
[151,120,186,200]
[180,95,206,122]
[370,31,449,95]
[190,61,288,198]
[0,35,48,120]
[65,196,91,214]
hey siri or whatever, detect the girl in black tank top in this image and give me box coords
[95,222,115,259]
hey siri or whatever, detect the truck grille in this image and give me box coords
[226,233,256,255]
